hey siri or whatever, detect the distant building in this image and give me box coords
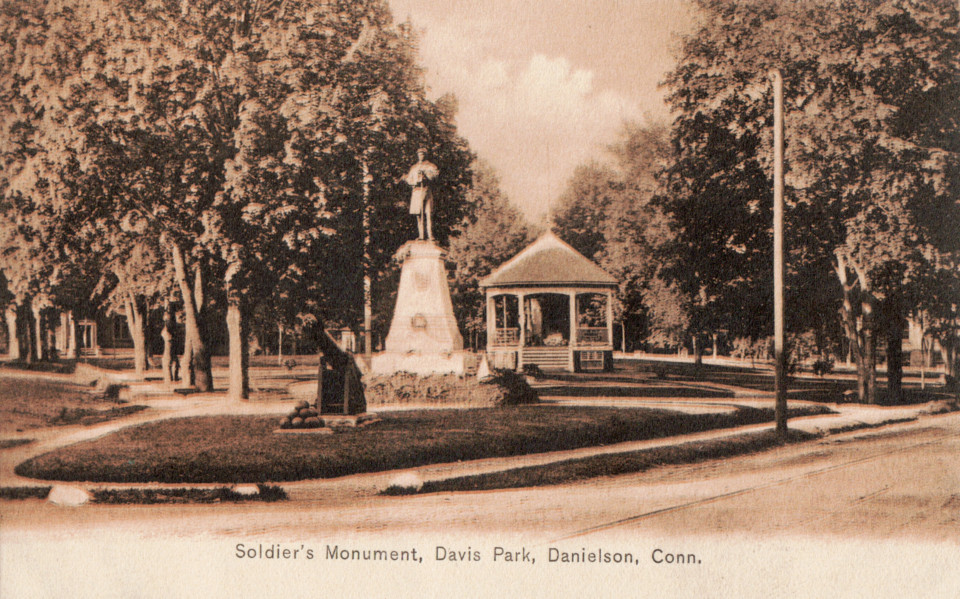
[480,231,618,372]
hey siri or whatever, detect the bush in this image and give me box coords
[487,369,539,405]
[521,364,544,379]
[364,372,539,407]
[812,358,835,376]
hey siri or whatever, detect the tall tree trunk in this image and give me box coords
[18,301,35,363]
[362,156,373,363]
[160,302,174,384]
[170,243,213,391]
[182,328,194,385]
[32,302,44,361]
[4,305,19,360]
[884,299,904,403]
[65,310,78,359]
[941,336,958,391]
[277,323,283,365]
[225,284,249,400]
[124,293,148,379]
[861,296,877,404]
[835,254,878,403]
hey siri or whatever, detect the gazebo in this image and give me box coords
[479,231,618,372]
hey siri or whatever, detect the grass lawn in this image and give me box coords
[0,377,146,434]
[15,404,830,483]
[384,429,818,495]
[0,373,144,434]
[614,359,956,405]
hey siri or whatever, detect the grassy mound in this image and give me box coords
[364,369,537,407]
[14,404,830,484]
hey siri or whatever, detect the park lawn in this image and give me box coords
[15,404,831,483]
[0,377,146,434]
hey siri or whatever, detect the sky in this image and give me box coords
[387,0,696,223]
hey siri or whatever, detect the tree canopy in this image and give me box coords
[0,0,474,393]
[661,0,960,399]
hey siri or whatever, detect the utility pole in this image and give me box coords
[770,69,788,437]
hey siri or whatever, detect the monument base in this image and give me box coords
[371,351,472,376]
[383,240,463,354]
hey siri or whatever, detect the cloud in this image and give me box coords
[415,20,641,222]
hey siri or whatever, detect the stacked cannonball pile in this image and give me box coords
[279,400,323,429]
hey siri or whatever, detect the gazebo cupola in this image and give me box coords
[479,231,618,372]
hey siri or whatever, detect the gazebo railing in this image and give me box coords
[493,328,520,346]
[576,327,609,346]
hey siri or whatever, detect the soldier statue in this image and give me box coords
[405,148,439,240]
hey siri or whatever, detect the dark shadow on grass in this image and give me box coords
[536,385,733,399]
[0,438,34,449]
[47,405,148,426]
[383,430,819,495]
[0,486,51,500]
[91,484,287,504]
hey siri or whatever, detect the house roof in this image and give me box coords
[480,231,618,288]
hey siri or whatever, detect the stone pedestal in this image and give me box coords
[373,240,466,375]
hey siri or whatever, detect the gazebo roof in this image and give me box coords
[480,231,618,288]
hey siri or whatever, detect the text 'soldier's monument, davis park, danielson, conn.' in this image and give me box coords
[372,150,469,375]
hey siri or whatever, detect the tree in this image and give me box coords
[2,0,474,399]
[0,0,80,363]
[447,161,534,347]
[552,121,677,351]
[662,0,960,402]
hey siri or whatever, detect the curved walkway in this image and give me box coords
[0,370,951,503]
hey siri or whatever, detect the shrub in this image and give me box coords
[364,371,539,407]
[487,369,539,405]
[812,358,834,376]
[521,364,544,379]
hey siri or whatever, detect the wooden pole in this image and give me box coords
[771,69,788,437]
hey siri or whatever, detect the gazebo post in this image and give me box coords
[568,291,577,372]
[517,292,526,370]
[486,292,495,355]
[606,290,614,347]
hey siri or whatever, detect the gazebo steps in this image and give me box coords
[521,347,570,370]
